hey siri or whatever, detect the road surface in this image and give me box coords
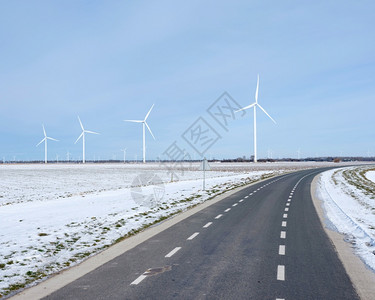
[43,168,359,299]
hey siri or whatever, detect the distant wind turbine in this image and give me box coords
[36,124,58,164]
[124,104,155,163]
[236,75,276,163]
[75,116,99,164]
[121,148,127,163]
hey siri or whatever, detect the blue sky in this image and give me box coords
[1,1,374,161]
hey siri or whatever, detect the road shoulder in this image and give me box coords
[311,174,375,300]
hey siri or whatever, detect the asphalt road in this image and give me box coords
[43,168,359,300]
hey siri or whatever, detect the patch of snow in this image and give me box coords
[366,170,375,183]
[317,166,375,271]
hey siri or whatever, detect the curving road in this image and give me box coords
[43,168,359,300]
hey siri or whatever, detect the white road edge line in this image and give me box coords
[165,247,182,258]
[130,274,147,285]
[187,232,199,240]
[203,222,212,228]
[277,265,285,281]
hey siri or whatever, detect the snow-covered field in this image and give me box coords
[0,161,354,297]
[317,165,375,271]
[366,170,375,183]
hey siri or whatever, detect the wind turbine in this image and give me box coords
[236,75,276,163]
[121,148,127,163]
[36,124,58,164]
[124,104,155,163]
[75,116,99,164]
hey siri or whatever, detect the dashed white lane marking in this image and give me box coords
[187,232,199,240]
[277,265,285,281]
[287,199,291,202]
[288,195,292,199]
[285,208,289,212]
[224,208,231,212]
[283,214,288,218]
[203,222,212,228]
[215,214,223,219]
[280,231,286,239]
[239,199,244,202]
[131,274,147,285]
[232,203,238,207]
[279,245,286,255]
[276,298,285,300]
[250,193,253,195]
[165,247,182,258]
[286,203,290,206]
[282,221,287,227]
[245,196,249,199]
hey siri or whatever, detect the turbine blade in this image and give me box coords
[85,130,99,135]
[257,104,276,123]
[42,124,46,137]
[145,122,155,140]
[235,103,256,113]
[75,132,83,144]
[47,137,59,142]
[255,74,259,103]
[144,104,154,121]
[124,120,143,123]
[36,138,46,147]
[78,116,84,130]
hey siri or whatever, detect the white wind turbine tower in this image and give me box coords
[121,148,127,163]
[75,116,99,164]
[124,104,155,164]
[36,124,58,164]
[236,75,276,163]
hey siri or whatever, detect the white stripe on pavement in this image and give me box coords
[279,245,286,255]
[131,275,147,285]
[165,247,181,258]
[277,265,285,281]
[187,232,199,240]
[203,222,212,228]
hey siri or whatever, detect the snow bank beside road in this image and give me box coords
[317,166,375,271]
